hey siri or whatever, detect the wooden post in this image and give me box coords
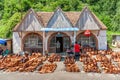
[43,31,45,55]
[73,31,76,56]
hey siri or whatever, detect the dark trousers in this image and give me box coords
[75,52,80,60]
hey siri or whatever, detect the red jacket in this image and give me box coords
[74,44,80,52]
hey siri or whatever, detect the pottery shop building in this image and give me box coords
[13,7,107,54]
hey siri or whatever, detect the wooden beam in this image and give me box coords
[18,32,22,38]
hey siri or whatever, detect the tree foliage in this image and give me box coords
[111,1,120,31]
[0,0,119,38]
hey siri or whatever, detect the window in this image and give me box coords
[50,36,56,47]
[63,37,70,48]
[78,34,96,48]
[24,34,42,48]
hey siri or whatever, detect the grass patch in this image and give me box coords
[107,31,120,35]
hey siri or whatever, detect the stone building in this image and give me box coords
[112,35,120,47]
[13,7,107,54]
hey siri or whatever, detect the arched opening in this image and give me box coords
[48,32,71,53]
[76,32,98,49]
[23,33,43,53]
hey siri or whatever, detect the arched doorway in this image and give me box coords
[48,32,71,53]
[23,33,43,53]
[76,32,98,49]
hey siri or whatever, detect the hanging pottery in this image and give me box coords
[84,30,91,37]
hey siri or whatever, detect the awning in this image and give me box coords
[41,28,79,32]
[0,38,6,45]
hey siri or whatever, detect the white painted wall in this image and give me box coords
[13,30,107,53]
[97,30,107,50]
[13,32,21,53]
[116,36,120,40]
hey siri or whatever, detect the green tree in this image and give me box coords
[0,0,119,38]
[111,1,120,31]
[0,0,4,19]
[5,12,21,38]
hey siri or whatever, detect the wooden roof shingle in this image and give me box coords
[37,11,80,27]
[13,7,107,31]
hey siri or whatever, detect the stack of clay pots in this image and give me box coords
[39,63,57,73]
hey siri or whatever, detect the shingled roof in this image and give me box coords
[37,12,80,27]
[37,12,54,27]
[13,7,107,31]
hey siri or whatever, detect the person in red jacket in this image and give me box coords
[74,41,80,60]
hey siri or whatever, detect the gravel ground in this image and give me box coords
[0,71,120,80]
[0,61,120,80]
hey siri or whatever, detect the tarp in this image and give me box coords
[41,28,79,32]
[0,38,6,45]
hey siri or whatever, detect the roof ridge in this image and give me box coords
[13,7,107,30]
